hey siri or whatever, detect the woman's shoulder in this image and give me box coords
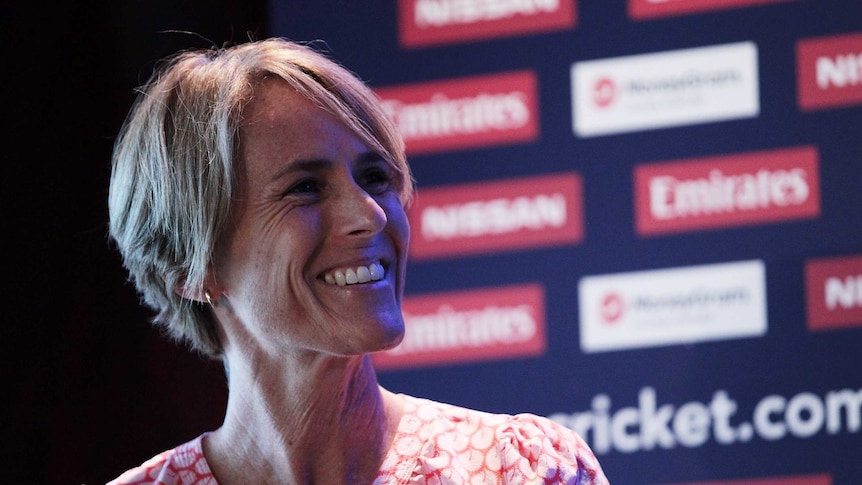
[401,394,588,444]
[106,434,215,485]
[395,395,609,484]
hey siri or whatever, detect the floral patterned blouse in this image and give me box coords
[108,394,609,485]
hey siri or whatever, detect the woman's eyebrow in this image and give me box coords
[270,158,332,181]
[355,151,388,166]
[269,151,387,182]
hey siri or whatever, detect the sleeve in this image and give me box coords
[106,449,175,485]
[105,435,215,485]
[496,413,610,485]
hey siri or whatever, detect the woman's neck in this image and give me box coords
[203,350,404,485]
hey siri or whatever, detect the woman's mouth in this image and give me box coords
[323,261,385,286]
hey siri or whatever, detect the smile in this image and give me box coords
[323,262,385,286]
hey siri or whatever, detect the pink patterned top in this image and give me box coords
[108,395,609,484]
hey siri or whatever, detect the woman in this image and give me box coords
[108,38,609,484]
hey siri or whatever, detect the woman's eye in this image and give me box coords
[285,179,322,196]
[361,168,393,193]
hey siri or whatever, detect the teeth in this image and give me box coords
[324,262,385,286]
[345,268,358,284]
[356,266,371,283]
[369,263,382,280]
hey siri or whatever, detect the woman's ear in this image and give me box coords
[173,270,222,306]
[174,283,209,304]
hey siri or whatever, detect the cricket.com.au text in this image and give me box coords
[549,386,861,454]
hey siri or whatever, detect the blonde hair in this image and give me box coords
[109,38,413,359]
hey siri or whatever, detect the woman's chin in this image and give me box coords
[370,319,406,353]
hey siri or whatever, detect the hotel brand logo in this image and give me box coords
[571,42,760,137]
[578,260,767,353]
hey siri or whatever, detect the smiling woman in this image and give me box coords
[106,37,610,484]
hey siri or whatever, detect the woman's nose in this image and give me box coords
[333,182,388,238]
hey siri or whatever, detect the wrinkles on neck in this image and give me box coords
[203,349,403,485]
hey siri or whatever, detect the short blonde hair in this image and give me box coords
[109,38,413,359]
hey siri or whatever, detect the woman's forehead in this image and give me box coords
[243,78,315,125]
[239,85,372,175]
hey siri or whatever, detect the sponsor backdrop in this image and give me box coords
[272,1,861,484]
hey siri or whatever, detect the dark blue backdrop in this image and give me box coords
[270,2,861,483]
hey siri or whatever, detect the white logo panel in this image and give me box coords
[571,42,760,137]
[578,260,767,352]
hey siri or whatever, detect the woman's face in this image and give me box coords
[212,79,409,358]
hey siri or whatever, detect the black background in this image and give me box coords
[5,1,265,483]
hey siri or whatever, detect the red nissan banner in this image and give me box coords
[398,0,577,48]
[628,0,795,20]
[634,146,820,236]
[805,255,862,331]
[375,70,539,155]
[408,172,584,260]
[797,31,862,111]
[372,284,547,371]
